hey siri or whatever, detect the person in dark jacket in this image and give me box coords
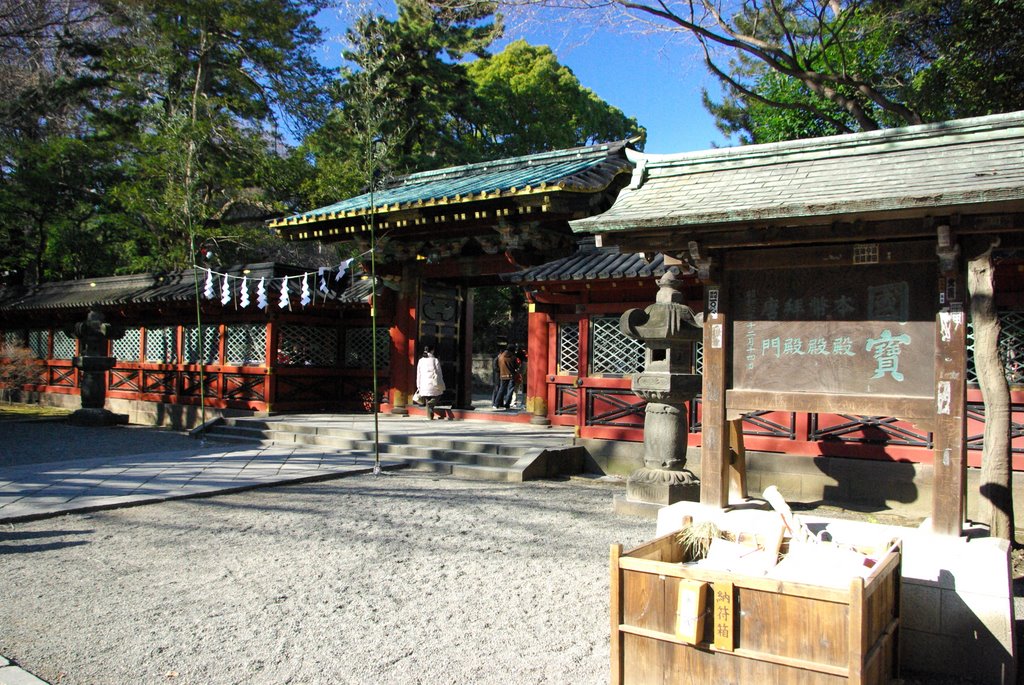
[492,347,516,410]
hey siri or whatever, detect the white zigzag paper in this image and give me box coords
[204,269,215,299]
[279,276,290,309]
[256,278,267,310]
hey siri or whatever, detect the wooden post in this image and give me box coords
[609,543,624,685]
[265,318,278,411]
[932,263,967,536]
[700,275,731,508]
[727,418,748,503]
[388,272,417,414]
[460,285,474,409]
[576,317,589,436]
[526,304,551,424]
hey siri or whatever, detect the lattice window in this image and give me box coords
[281,324,338,367]
[145,327,177,363]
[183,325,220,364]
[590,316,644,375]
[27,329,48,359]
[51,330,76,359]
[557,322,579,375]
[113,328,141,361]
[343,327,387,369]
[967,311,1024,386]
[225,324,267,366]
[2,329,22,349]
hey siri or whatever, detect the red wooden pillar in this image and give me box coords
[265,318,278,412]
[526,303,551,424]
[388,272,418,414]
[575,317,589,436]
[932,231,967,536]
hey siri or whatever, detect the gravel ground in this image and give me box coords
[0,416,1002,684]
[1,471,654,685]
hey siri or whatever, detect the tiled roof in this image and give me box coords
[0,264,368,312]
[504,246,669,283]
[271,141,634,230]
[572,112,1024,235]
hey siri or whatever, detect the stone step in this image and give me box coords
[402,458,454,475]
[200,418,580,483]
[450,463,524,482]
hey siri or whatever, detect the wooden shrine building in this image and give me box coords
[0,263,379,426]
[271,141,637,420]
[572,111,1024,536]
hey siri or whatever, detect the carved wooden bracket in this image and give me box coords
[687,241,715,282]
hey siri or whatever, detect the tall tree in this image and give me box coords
[94,0,334,271]
[331,0,502,175]
[701,0,1024,143]
[0,0,117,283]
[305,6,644,205]
[466,39,644,157]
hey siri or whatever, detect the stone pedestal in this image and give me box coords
[68,406,129,426]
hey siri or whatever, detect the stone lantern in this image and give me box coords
[616,269,703,514]
[69,307,127,426]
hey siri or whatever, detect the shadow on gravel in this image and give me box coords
[0,528,93,554]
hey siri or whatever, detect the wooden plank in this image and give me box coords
[622,565,676,635]
[848,575,867,685]
[712,581,734,651]
[727,240,937,270]
[675,580,708,644]
[737,586,849,668]
[610,544,624,685]
[727,389,934,423]
[727,418,748,503]
[617,558,852,603]
[932,282,967,536]
[701,278,731,507]
[617,626,851,679]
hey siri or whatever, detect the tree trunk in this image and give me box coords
[967,241,1015,540]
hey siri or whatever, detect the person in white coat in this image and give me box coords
[415,346,446,420]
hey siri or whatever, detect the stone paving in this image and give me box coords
[0,442,403,524]
[0,411,572,524]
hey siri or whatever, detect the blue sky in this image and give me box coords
[313,5,732,154]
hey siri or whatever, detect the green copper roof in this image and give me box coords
[271,141,633,230]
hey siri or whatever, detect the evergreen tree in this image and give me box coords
[467,40,644,157]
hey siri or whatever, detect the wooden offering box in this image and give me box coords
[610,532,901,684]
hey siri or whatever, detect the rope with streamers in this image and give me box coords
[192,258,355,311]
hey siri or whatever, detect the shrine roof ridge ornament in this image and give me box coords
[269,139,637,232]
[571,110,1024,237]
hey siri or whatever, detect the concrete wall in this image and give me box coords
[27,391,256,431]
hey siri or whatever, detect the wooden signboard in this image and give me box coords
[727,242,938,404]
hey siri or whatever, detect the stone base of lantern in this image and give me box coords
[68,407,129,427]
[613,466,701,517]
